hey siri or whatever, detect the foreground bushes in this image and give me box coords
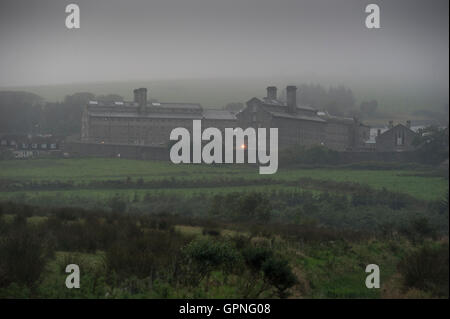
[0,225,52,291]
[0,199,448,299]
[398,244,449,298]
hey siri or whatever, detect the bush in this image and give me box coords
[183,238,241,286]
[106,229,187,282]
[0,228,49,289]
[109,194,127,213]
[398,244,449,298]
[279,145,340,166]
[262,256,298,298]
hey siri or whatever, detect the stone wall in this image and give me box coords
[64,142,169,161]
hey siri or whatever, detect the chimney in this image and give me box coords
[286,85,297,113]
[377,129,381,136]
[266,86,277,100]
[133,89,140,104]
[134,88,147,111]
[406,120,411,128]
[388,120,394,129]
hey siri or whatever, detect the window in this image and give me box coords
[395,130,405,146]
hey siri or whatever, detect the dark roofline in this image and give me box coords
[378,123,417,138]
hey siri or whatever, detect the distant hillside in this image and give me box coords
[1,76,448,126]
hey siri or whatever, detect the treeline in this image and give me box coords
[0,176,283,192]
[205,188,447,236]
[0,91,123,136]
[279,144,449,167]
[3,179,447,235]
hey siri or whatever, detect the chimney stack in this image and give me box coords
[286,86,297,113]
[134,88,147,111]
[266,86,277,100]
[133,89,140,104]
[377,129,381,136]
[406,120,411,128]
[388,120,394,129]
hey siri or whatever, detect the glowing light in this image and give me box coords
[240,144,246,149]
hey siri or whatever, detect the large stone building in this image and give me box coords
[81,86,369,152]
[237,86,369,151]
[81,88,236,146]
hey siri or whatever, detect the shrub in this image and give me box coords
[0,228,49,288]
[109,194,127,213]
[262,256,298,298]
[398,244,449,298]
[183,238,240,286]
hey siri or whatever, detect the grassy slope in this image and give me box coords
[0,158,447,201]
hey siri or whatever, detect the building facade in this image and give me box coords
[81,88,237,147]
[236,86,369,151]
[81,86,369,152]
[0,134,62,159]
[375,121,419,152]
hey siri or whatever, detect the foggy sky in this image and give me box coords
[0,0,448,88]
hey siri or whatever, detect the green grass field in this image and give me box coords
[0,158,447,202]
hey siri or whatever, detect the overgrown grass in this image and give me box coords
[0,158,447,201]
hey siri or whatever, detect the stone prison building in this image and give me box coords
[80,86,369,157]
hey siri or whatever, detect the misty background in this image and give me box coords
[0,0,448,130]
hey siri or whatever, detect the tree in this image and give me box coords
[413,126,449,165]
[360,100,378,117]
[241,246,297,298]
[109,194,127,213]
[238,193,271,222]
[262,256,298,298]
[183,238,240,287]
[0,91,43,134]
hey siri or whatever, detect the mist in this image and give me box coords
[0,0,448,93]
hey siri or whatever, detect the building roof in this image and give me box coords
[88,100,202,110]
[202,109,237,120]
[88,111,201,120]
[261,97,317,112]
[153,102,202,110]
[378,123,417,138]
[268,110,326,122]
[255,99,325,123]
[317,112,355,124]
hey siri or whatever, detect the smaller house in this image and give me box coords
[13,150,35,159]
[376,120,418,152]
[0,134,62,158]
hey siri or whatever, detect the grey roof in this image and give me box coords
[268,110,326,122]
[318,113,355,124]
[88,100,202,109]
[261,98,316,112]
[262,98,285,106]
[153,102,202,110]
[202,109,237,120]
[378,123,417,137]
[88,111,201,120]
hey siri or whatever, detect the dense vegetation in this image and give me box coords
[0,187,447,299]
[0,158,448,298]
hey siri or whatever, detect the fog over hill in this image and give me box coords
[0,0,448,124]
